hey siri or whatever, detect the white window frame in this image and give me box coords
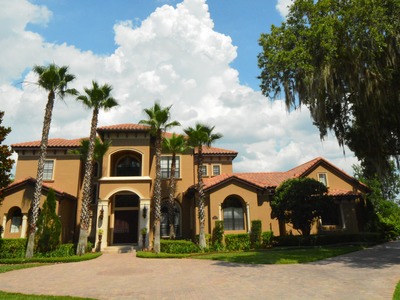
[43,159,55,181]
[200,165,208,176]
[161,156,181,179]
[212,164,221,176]
[317,173,328,186]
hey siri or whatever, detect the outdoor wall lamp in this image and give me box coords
[99,206,104,220]
[142,206,148,219]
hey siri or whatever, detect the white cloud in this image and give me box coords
[0,0,358,177]
[276,0,294,18]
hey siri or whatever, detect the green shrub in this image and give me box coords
[36,189,61,253]
[250,220,262,248]
[274,233,383,247]
[261,231,274,248]
[212,221,224,250]
[160,239,200,254]
[225,234,250,251]
[0,238,26,258]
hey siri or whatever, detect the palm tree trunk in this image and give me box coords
[197,147,206,249]
[77,108,98,255]
[153,131,162,253]
[168,153,177,239]
[26,90,55,258]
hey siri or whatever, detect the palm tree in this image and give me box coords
[26,63,77,258]
[162,133,187,239]
[139,102,180,253]
[76,81,118,255]
[184,123,222,249]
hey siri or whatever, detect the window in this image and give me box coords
[222,196,244,230]
[116,156,141,176]
[318,173,328,186]
[10,208,22,233]
[160,201,181,238]
[161,156,180,179]
[201,165,208,176]
[321,203,341,226]
[43,160,54,180]
[212,165,221,176]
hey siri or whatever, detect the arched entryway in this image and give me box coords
[112,193,140,244]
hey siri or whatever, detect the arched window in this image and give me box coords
[222,196,244,230]
[160,201,181,238]
[9,207,22,233]
[115,156,141,176]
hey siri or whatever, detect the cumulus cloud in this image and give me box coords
[276,0,294,18]
[0,0,358,176]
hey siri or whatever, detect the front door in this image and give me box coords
[114,210,138,243]
[113,194,139,244]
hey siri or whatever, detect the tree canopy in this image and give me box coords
[271,178,329,236]
[258,0,400,178]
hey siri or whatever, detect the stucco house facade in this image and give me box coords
[0,123,369,250]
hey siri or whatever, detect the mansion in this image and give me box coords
[0,123,369,250]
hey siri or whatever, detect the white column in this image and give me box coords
[340,204,346,229]
[246,202,251,232]
[218,204,222,220]
[139,198,151,249]
[95,199,109,251]
[1,214,6,238]
[20,214,28,238]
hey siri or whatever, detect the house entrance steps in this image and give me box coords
[101,244,137,253]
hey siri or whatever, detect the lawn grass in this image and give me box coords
[393,281,400,300]
[0,263,47,274]
[0,252,102,265]
[0,291,94,300]
[191,245,364,264]
[136,245,365,263]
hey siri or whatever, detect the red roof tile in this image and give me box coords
[12,138,83,149]
[198,146,238,156]
[97,123,150,131]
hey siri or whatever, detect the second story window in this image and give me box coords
[116,156,141,176]
[43,160,54,181]
[161,156,180,179]
[201,165,208,176]
[318,173,328,186]
[212,164,221,176]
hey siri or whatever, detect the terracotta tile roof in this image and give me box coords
[97,123,150,132]
[203,157,367,193]
[12,138,83,149]
[328,188,360,197]
[197,146,238,156]
[1,177,77,200]
[286,157,323,177]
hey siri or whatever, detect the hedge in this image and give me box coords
[273,233,383,247]
[0,238,26,258]
[225,234,250,251]
[160,239,200,254]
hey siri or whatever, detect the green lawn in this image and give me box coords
[393,281,400,300]
[0,291,94,300]
[191,245,364,264]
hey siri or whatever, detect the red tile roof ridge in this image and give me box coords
[12,138,84,148]
[97,123,150,131]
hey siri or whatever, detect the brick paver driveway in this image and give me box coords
[0,241,399,300]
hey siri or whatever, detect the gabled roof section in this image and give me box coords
[203,157,368,193]
[1,177,77,200]
[12,138,83,149]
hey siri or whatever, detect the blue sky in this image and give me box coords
[0,0,358,174]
